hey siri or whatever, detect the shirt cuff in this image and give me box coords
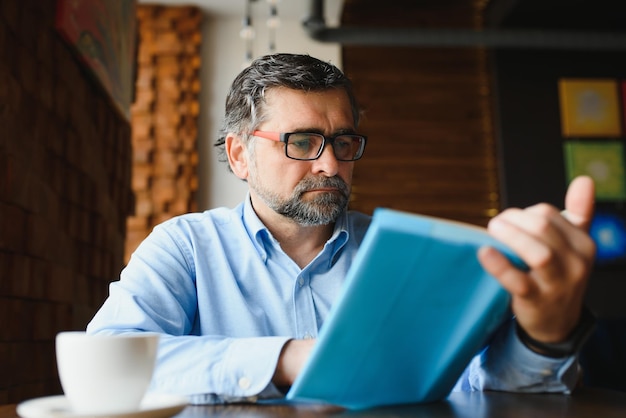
[220,336,292,399]
[467,321,580,393]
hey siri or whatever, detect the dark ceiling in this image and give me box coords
[487,0,626,30]
[320,0,626,50]
[340,0,626,31]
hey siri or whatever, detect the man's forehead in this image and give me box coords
[264,86,347,102]
[257,87,355,133]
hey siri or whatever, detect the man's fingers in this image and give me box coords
[486,211,567,281]
[564,176,595,231]
[478,246,535,297]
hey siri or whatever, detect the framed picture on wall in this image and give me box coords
[558,78,622,137]
[590,208,626,267]
[563,141,626,201]
[55,0,137,120]
[622,80,626,132]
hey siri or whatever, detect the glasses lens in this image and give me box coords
[286,133,324,160]
[333,135,365,161]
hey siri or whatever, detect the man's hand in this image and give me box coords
[272,339,316,388]
[478,176,596,345]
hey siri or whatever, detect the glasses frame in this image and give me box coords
[252,130,367,161]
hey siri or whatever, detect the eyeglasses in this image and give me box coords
[252,131,367,161]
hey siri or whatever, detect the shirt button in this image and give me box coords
[298,277,304,287]
[238,376,251,390]
[303,332,312,339]
[540,369,553,377]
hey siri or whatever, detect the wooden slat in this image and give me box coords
[126,5,201,263]
[342,2,499,227]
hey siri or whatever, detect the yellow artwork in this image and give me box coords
[558,78,622,137]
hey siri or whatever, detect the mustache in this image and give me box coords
[294,176,350,197]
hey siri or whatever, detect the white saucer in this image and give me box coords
[17,393,188,418]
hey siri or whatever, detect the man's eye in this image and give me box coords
[334,138,351,149]
[291,139,312,150]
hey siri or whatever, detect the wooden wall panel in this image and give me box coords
[127,6,201,263]
[341,1,500,227]
[344,46,499,226]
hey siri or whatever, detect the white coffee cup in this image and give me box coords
[55,331,159,415]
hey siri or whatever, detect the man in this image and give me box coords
[87,53,596,404]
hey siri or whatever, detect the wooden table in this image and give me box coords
[2,388,625,417]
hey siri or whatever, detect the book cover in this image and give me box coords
[287,208,522,409]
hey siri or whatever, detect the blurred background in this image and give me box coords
[1,0,626,404]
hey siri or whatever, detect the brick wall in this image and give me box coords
[0,0,133,404]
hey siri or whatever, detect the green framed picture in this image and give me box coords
[564,141,626,201]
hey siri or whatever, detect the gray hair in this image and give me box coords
[214,53,361,166]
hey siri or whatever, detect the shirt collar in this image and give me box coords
[241,194,350,266]
[326,210,350,267]
[242,194,272,263]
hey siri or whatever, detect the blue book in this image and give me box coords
[286,208,525,409]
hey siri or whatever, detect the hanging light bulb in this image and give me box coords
[239,2,256,41]
[266,4,280,29]
[239,23,256,40]
[241,0,255,68]
[266,1,279,52]
[239,0,280,62]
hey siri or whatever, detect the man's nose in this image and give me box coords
[311,142,340,176]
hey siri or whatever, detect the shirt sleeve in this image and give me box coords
[455,320,581,393]
[151,333,290,403]
[86,222,290,403]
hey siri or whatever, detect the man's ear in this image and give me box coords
[225,133,249,180]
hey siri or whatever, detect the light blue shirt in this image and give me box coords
[87,197,579,404]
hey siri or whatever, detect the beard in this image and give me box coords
[250,173,351,226]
